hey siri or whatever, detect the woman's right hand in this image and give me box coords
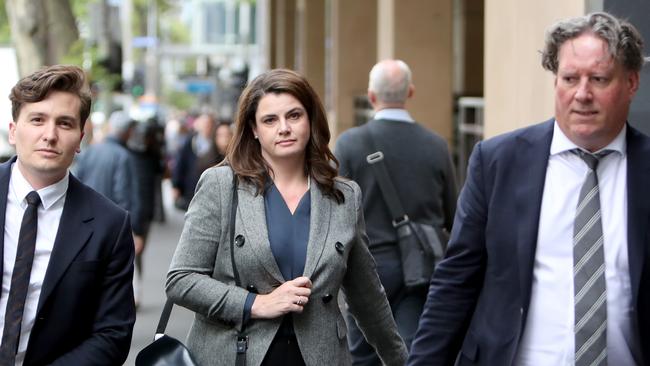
[250,276,312,319]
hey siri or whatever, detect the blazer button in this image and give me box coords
[235,235,245,247]
[247,284,258,293]
[335,242,344,253]
[322,294,333,304]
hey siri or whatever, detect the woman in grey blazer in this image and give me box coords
[166,69,407,366]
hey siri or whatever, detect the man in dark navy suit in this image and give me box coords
[408,12,650,366]
[0,65,135,365]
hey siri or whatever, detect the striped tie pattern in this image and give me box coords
[573,150,610,366]
[0,191,41,364]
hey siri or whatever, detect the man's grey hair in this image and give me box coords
[541,12,645,73]
[108,110,135,136]
[368,60,412,104]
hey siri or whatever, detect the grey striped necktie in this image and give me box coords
[573,149,611,366]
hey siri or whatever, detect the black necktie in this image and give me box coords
[0,191,41,364]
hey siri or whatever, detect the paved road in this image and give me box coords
[125,180,194,365]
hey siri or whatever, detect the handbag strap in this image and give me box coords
[228,172,247,366]
[154,172,243,347]
[229,173,241,286]
[154,298,174,337]
[363,126,410,227]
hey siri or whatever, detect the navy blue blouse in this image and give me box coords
[264,184,311,280]
[242,184,311,324]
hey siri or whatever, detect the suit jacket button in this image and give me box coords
[335,242,343,253]
[322,294,333,303]
[247,284,258,293]
[235,235,245,247]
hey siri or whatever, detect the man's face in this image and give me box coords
[554,32,639,152]
[9,91,84,189]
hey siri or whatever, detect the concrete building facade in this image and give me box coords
[259,0,649,168]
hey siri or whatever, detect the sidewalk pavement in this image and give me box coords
[125,180,194,365]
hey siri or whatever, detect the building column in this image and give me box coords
[326,0,377,138]
[483,0,584,138]
[268,0,297,69]
[295,0,326,99]
[391,0,454,141]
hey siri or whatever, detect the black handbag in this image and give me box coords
[136,173,247,366]
[135,299,198,366]
[364,128,448,289]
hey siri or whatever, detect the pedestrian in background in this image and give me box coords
[171,112,219,210]
[74,110,144,303]
[74,110,140,224]
[129,117,166,306]
[408,12,650,366]
[215,120,234,157]
[1,64,135,365]
[166,69,407,365]
[335,59,456,365]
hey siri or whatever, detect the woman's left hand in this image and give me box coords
[250,276,312,319]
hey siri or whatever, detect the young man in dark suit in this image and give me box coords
[0,65,135,365]
[408,12,650,366]
[335,59,457,365]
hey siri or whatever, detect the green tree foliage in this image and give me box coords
[0,1,10,45]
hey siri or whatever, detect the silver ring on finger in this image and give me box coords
[296,298,303,306]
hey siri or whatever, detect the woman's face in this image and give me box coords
[215,124,233,153]
[253,92,310,166]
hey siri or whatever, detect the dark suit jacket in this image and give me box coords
[407,120,650,365]
[335,119,457,248]
[0,157,136,365]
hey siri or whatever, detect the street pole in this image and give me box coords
[121,0,134,107]
[144,0,159,99]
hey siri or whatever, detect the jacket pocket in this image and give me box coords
[68,260,101,272]
[458,330,478,363]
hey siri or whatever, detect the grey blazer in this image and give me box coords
[166,166,407,366]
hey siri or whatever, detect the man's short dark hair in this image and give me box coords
[10,65,92,130]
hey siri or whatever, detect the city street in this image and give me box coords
[125,180,193,365]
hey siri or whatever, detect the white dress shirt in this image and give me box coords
[373,108,415,123]
[0,164,68,366]
[514,122,642,365]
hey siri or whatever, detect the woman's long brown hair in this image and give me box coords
[224,69,343,203]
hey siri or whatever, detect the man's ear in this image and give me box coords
[367,90,377,105]
[628,70,640,96]
[407,84,415,99]
[8,121,16,146]
[76,131,84,153]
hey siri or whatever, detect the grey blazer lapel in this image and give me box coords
[237,183,284,282]
[303,177,332,279]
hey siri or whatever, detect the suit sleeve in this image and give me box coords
[166,169,249,330]
[111,152,133,213]
[49,212,136,365]
[334,132,353,179]
[341,182,408,366]
[407,141,489,366]
[441,142,458,232]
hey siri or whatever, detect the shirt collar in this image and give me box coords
[10,163,69,210]
[373,108,415,123]
[550,120,626,157]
